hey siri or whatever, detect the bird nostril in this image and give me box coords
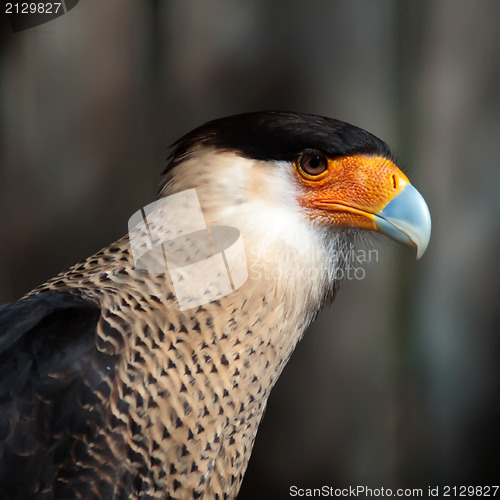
[391,174,398,190]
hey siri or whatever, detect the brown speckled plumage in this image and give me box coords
[21,234,300,499]
[0,112,430,499]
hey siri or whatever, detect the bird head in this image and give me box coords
[158,111,431,308]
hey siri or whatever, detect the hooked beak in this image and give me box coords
[374,183,431,259]
[297,154,431,259]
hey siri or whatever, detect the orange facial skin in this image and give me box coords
[294,155,410,230]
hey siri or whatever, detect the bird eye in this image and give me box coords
[298,150,328,176]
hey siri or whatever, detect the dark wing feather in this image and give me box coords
[0,291,117,499]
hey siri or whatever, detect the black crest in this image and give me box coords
[163,111,392,176]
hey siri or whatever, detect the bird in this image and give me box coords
[0,111,431,500]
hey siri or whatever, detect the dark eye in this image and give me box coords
[299,150,328,176]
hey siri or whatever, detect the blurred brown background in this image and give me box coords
[1,1,499,497]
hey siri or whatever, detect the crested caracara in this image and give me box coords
[0,111,431,499]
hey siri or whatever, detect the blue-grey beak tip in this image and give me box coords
[375,184,431,260]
